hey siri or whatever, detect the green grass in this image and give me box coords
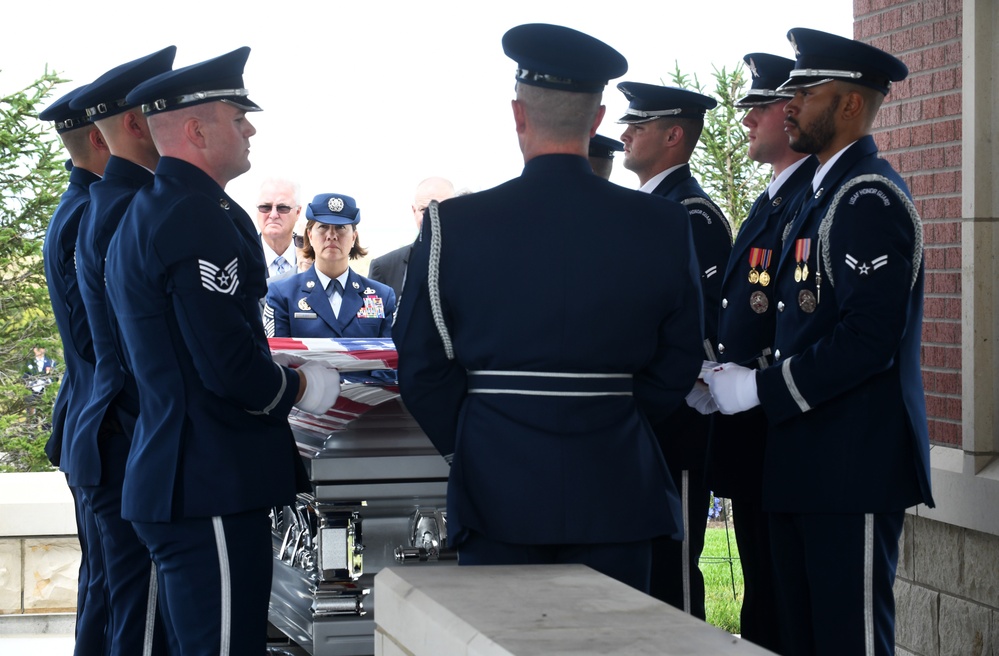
[702,524,744,634]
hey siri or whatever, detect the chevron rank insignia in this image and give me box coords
[199,258,239,295]
[845,253,888,276]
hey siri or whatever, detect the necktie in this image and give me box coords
[274,256,291,276]
[326,279,344,298]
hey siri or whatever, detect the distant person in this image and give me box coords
[39,85,111,656]
[24,345,56,393]
[265,193,395,338]
[255,177,302,283]
[70,46,178,655]
[617,81,733,619]
[705,28,935,656]
[706,51,816,653]
[587,133,623,179]
[395,23,704,593]
[104,47,340,655]
[368,176,454,298]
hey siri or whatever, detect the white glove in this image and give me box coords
[703,363,760,415]
[685,381,718,415]
[294,360,341,416]
[272,352,308,368]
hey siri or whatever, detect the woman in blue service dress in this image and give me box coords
[264,192,395,338]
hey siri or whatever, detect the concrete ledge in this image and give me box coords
[374,565,774,655]
[0,612,75,635]
[0,472,76,538]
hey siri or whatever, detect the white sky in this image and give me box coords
[2,1,852,264]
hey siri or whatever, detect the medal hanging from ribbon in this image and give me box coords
[748,247,762,284]
[758,249,772,287]
[794,238,812,282]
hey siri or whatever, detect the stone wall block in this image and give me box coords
[898,514,914,580]
[0,539,23,614]
[895,578,940,656]
[962,530,999,607]
[22,538,80,612]
[912,515,963,589]
[938,595,991,656]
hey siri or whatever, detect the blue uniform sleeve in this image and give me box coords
[684,198,733,350]
[394,220,466,458]
[757,177,920,424]
[158,199,299,414]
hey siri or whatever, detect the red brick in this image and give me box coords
[923,45,949,69]
[925,221,960,244]
[934,17,960,41]
[891,127,913,149]
[925,371,962,395]
[913,24,936,48]
[922,246,957,269]
[881,7,903,30]
[923,296,961,320]
[911,124,933,146]
[928,419,961,447]
[898,150,923,173]
[922,147,944,169]
[925,394,962,421]
[922,315,961,339]
[921,345,962,369]
[909,73,933,97]
[891,30,914,53]
[880,103,903,126]
[874,132,892,151]
[928,272,961,296]
[932,119,957,144]
[855,0,872,16]
[923,0,947,19]
[932,69,957,93]
[921,97,942,120]
[944,146,963,166]
[945,42,962,66]
[858,14,882,38]
[943,93,961,116]
[934,171,959,194]
[900,2,923,25]
[945,0,962,15]
[909,173,933,196]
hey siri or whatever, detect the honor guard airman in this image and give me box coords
[39,85,111,655]
[706,51,816,653]
[264,193,395,338]
[395,23,704,593]
[69,46,178,655]
[617,81,734,618]
[104,47,340,655]
[587,133,624,179]
[705,28,935,656]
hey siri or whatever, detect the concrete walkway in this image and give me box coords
[0,614,74,656]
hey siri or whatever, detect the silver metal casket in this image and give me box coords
[267,339,452,655]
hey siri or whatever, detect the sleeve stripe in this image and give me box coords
[782,357,811,413]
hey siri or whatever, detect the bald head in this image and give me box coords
[412,176,455,228]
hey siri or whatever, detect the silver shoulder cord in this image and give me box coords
[427,200,455,360]
[816,174,923,304]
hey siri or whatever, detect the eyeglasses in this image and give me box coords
[257,204,296,215]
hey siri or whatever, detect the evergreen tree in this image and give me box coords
[670,63,769,235]
[0,70,71,471]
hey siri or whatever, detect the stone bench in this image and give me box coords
[374,564,775,655]
[0,472,80,614]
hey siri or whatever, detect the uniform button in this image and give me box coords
[775,349,781,360]
[777,301,785,312]
[722,298,728,309]
[718,343,726,354]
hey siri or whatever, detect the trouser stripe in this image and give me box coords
[212,517,232,656]
[864,513,875,656]
[143,562,157,656]
[682,469,691,614]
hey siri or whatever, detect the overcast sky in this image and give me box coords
[2,1,852,263]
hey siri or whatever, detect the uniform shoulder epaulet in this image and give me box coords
[681,196,733,242]
[427,200,455,360]
[817,174,922,289]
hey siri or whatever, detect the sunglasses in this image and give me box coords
[257,204,296,215]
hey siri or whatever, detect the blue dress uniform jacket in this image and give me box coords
[395,154,705,547]
[105,157,307,523]
[43,166,101,469]
[756,136,934,513]
[264,266,395,338]
[73,156,150,486]
[708,157,817,499]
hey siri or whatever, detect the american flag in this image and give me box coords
[269,338,400,438]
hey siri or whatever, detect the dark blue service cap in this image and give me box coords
[616,82,717,124]
[502,23,627,93]
[125,46,261,116]
[70,46,177,119]
[735,53,796,108]
[589,134,624,159]
[777,27,908,95]
[39,86,91,133]
[305,193,361,226]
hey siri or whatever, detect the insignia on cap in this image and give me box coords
[306,280,316,289]
[748,57,760,79]
[298,298,311,311]
[328,197,345,213]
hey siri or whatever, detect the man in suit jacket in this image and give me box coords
[39,86,111,656]
[395,23,704,593]
[617,81,733,619]
[707,52,816,653]
[255,177,301,284]
[706,28,935,656]
[368,176,454,298]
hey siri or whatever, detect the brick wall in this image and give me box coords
[855,0,964,447]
